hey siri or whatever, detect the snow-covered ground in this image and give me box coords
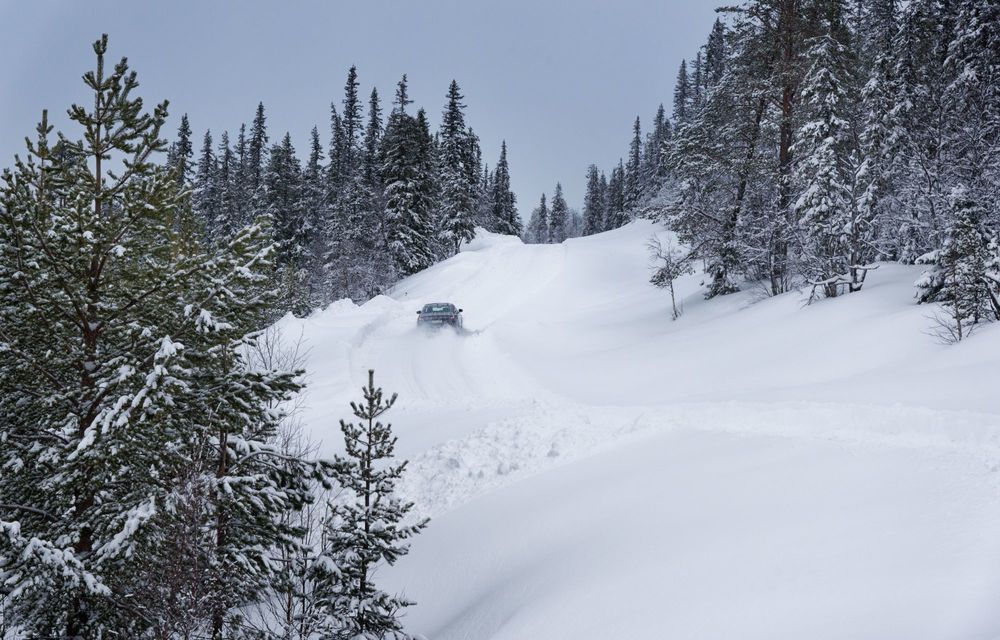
[280,221,1000,639]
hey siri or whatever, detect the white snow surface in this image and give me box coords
[281,221,1000,639]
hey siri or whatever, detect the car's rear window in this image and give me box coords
[423,304,452,312]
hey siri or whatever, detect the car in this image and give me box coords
[417,302,463,329]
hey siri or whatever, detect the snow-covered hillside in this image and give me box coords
[279,221,1000,639]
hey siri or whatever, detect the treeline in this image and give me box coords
[169,69,520,317]
[523,183,584,244]
[0,36,426,639]
[586,0,1000,340]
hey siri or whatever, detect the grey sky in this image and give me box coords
[1,0,720,213]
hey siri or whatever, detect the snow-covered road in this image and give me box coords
[280,222,1000,639]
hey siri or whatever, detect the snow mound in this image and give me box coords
[461,227,524,252]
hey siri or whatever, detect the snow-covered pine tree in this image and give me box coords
[566,208,584,239]
[490,140,521,236]
[314,370,428,640]
[247,102,270,217]
[946,0,1000,231]
[383,103,436,276]
[793,13,867,296]
[327,104,345,199]
[194,129,221,239]
[215,130,239,239]
[605,160,627,230]
[360,86,394,297]
[478,162,492,229]
[916,188,999,341]
[233,123,252,231]
[548,183,569,243]
[690,52,705,113]
[167,112,194,188]
[624,117,643,214]
[673,60,690,125]
[0,35,335,638]
[891,0,961,262]
[704,17,727,87]
[265,132,312,314]
[327,67,373,301]
[598,171,609,227]
[583,164,605,236]
[302,125,329,309]
[641,105,671,197]
[857,0,902,261]
[526,193,549,244]
[437,80,478,254]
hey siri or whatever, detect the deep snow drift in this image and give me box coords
[280,221,1000,639]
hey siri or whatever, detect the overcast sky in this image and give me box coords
[1,0,720,212]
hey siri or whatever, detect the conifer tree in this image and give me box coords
[0,35,334,638]
[327,67,373,300]
[624,117,643,212]
[216,130,238,238]
[302,126,329,308]
[549,183,569,243]
[691,52,705,113]
[248,102,269,207]
[704,18,728,86]
[793,16,866,295]
[167,113,194,187]
[314,370,428,640]
[383,110,436,275]
[194,129,219,237]
[673,60,690,125]
[916,190,999,341]
[233,123,251,230]
[641,104,671,196]
[526,193,549,244]
[438,80,478,254]
[606,160,627,230]
[490,141,521,236]
[327,105,345,198]
[583,164,605,236]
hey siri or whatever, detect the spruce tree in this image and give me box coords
[583,164,605,236]
[691,52,705,113]
[606,160,627,230]
[383,111,436,275]
[490,140,521,236]
[302,125,329,309]
[793,16,865,295]
[704,18,728,86]
[233,123,251,230]
[167,113,194,187]
[437,80,478,254]
[194,129,220,237]
[548,183,569,243]
[624,116,643,212]
[216,130,238,238]
[916,190,999,341]
[327,67,373,301]
[673,60,690,125]
[641,104,671,196]
[526,193,549,244]
[247,102,269,208]
[314,370,428,640]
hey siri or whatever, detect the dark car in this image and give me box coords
[417,302,463,329]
